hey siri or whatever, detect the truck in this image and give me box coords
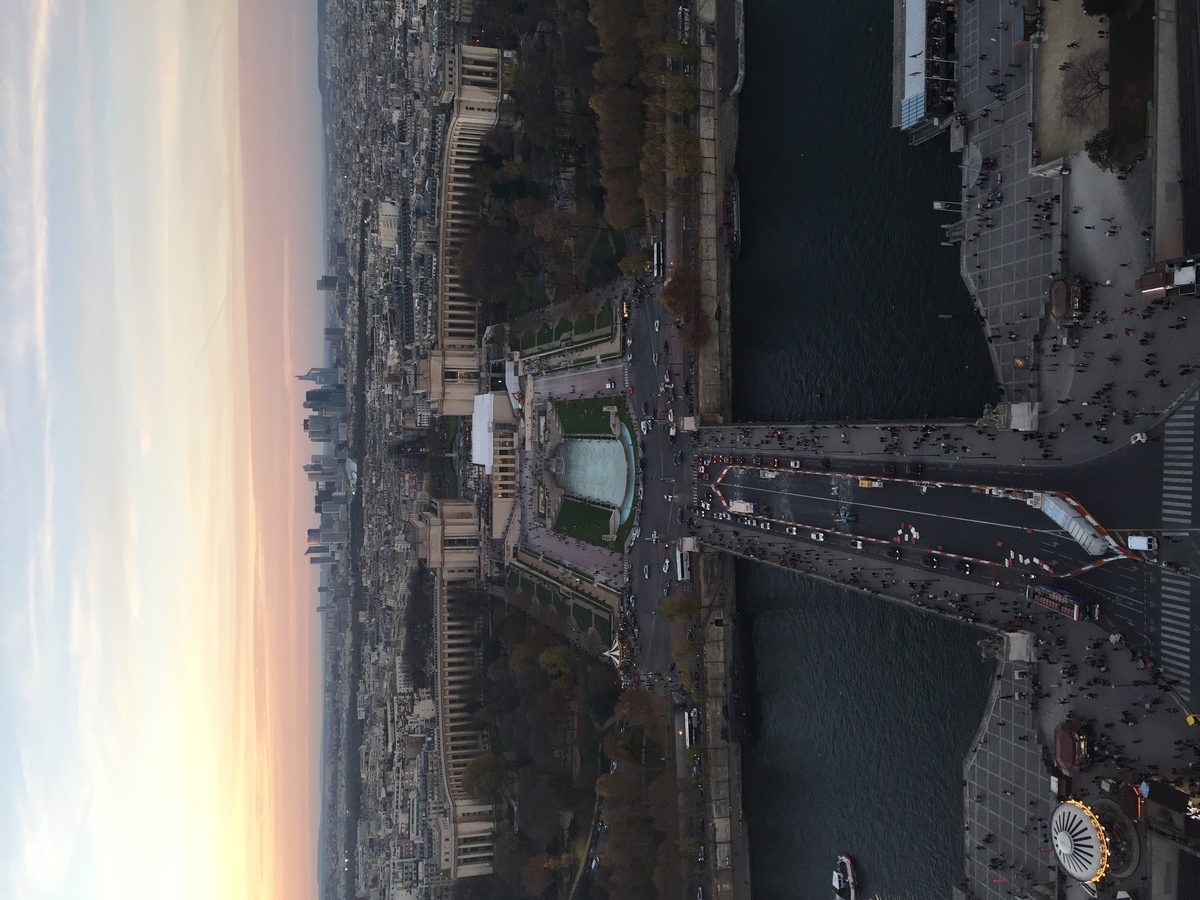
[1039,495,1109,556]
[1127,535,1158,552]
[858,478,883,488]
[728,500,758,515]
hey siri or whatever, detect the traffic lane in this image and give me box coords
[1073,555,1156,641]
[714,470,1098,574]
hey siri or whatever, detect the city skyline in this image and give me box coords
[0,2,325,898]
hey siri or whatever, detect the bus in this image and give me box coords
[652,240,664,279]
[1027,583,1100,622]
[675,547,691,582]
[676,709,691,748]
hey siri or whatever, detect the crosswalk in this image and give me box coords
[1159,397,1195,702]
[1159,573,1193,703]
[1161,398,1195,527]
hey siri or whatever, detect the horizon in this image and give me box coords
[0,1,326,898]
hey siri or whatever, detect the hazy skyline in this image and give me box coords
[1,1,326,897]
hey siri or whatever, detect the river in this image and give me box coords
[732,1,1003,897]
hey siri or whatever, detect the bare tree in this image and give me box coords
[1061,50,1110,122]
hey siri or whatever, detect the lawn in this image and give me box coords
[574,314,596,334]
[554,397,614,435]
[593,612,612,645]
[596,301,613,329]
[536,583,554,606]
[555,318,573,340]
[585,228,626,289]
[536,323,554,345]
[520,332,536,351]
[571,605,593,632]
[554,497,612,546]
[1106,0,1154,165]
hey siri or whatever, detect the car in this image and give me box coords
[605,380,616,389]
[810,532,825,542]
[640,420,648,435]
[1130,432,1148,444]
[651,530,658,542]
[667,408,674,422]
[887,548,902,560]
[785,526,797,535]
[954,561,972,574]
[653,352,659,366]
[654,319,660,331]
[677,509,684,523]
[663,558,671,573]
[906,463,924,476]
[922,555,939,569]
[852,539,863,549]
[772,458,779,468]
[1015,669,1030,680]
[643,566,650,579]
[883,464,897,475]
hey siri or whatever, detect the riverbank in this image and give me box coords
[692,1,751,898]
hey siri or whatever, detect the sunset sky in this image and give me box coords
[0,1,325,897]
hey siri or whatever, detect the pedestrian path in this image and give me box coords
[1161,395,1195,528]
[1158,571,1193,703]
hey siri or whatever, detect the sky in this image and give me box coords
[0,1,326,897]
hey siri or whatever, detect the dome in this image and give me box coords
[1051,800,1109,883]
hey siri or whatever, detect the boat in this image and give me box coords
[832,855,857,900]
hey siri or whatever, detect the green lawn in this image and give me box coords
[536,583,553,606]
[520,332,536,351]
[596,301,613,329]
[593,613,612,645]
[555,318,573,340]
[554,397,614,435]
[585,228,626,289]
[1107,0,1154,165]
[574,314,596,334]
[571,605,593,632]
[554,497,612,546]
[536,323,554,345]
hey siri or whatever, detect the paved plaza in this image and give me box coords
[963,640,1057,900]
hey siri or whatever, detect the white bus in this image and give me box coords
[652,240,664,279]
[675,547,691,582]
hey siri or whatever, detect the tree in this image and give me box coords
[461,752,502,802]
[458,224,521,306]
[668,123,703,178]
[659,263,701,319]
[665,74,699,115]
[520,855,554,897]
[537,644,574,678]
[619,248,651,275]
[614,686,662,729]
[1085,127,1120,171]
[660,593,700,621]
[601,168,642,230]
[1061,50,1109,122]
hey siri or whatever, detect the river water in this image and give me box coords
[731,1,1004,897]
